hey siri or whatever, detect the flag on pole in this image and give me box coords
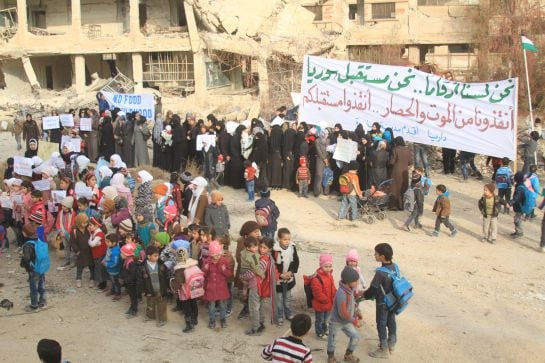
[522,35,538,52]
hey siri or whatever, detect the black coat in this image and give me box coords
[228,133,245,189]
[172,123,187,172]
[140,259,169,297]
[99,120,115,160]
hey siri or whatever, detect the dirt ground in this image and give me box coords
[0,131,544,363]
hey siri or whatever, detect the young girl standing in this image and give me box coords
[88,217,108,290]
[203,241,233,329]
[71,214,93,288]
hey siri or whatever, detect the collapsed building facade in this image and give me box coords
[0,0,485,115]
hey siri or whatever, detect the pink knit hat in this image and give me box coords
[346,249,359,263]
[209,240,222,256]
[164,204,178,217]
[319,253,333,267]
[121,243,136,256]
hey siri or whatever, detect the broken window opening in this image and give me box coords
[303,5,323,21]
[139,4,147,29]
[143,52,195,96]
[206,50,258,91]
[371,3,395,20]
[0,62,6,89]
[0,7,18,41]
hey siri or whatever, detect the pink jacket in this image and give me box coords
[202,256,233,301]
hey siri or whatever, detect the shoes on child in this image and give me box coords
[450,229,458,237]
[245,328,261,336]
[183,323,194,333]
[76,280,82,288]
[257,323,265,333]
[430,230,439,237]
[208,321,216,330]
[368,347,389,359]
[344,352,361,362]
[220,319,227,329]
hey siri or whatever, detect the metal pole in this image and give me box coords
[522,48,538,165]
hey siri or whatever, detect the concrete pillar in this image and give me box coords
[71,0,82,34]
[129,0,140,36]
[132,53,143,93]
[73,55,86,95]
[257,59,270,105]
[184,1,205,99]
[408,46,420,66]
[16,0,28,37]
[21,56,40,91]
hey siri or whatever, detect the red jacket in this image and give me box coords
[89,229,107,259]
[311,267,337,312]
[171,183,183,214]
[203,255,233,301]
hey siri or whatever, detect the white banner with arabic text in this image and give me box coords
[299,56,517,158]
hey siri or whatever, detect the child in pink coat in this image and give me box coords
[346,249,367,303]
[202,240,234,330]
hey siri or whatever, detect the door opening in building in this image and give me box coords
[177,2,187,26]
[45,66,53,89]
[139,4,147,28]
[31,10,46,29]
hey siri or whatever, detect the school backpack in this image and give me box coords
[403,188,415,212]
[339,174,353,195]
[518,184,536,215]
[255,205,272,227]
[377,263,413,315]
[303,273,323,308]
[180,265,205,300]
[26,238,50,275]
[421,176,432,196]
[495,172,511,190]
[322,166,334,188]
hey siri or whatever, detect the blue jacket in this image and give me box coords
[495,166,512,189]
[103,245,121,275]
[330,281,357,325]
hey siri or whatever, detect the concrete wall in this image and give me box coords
[26,0,71,33]
[85,54,112,80]
[1,59,31,93]
[81,0,127,35]
[145,0,172,28]
[30,56,72,89]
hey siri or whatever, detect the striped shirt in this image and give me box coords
[261,336,312,363]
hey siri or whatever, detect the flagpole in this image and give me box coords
[522,46,537,165]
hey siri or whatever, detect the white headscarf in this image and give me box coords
[187,176,208,224]
[99,165,113,178]
[76,155,90,170]
[110,173,125,187]
[102,186,118,200]
[137,170,153,183]
[62,142,73,153]
[31,156,43,167]
[110,154,123,168]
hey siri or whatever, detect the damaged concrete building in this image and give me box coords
[0,0,484,115]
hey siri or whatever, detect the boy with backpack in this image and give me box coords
[338,161,363,221]
[296,156,311,198]
[327,266,361,363]
[255,189,280,239]
[20,224,50,312]
[402,168,425,231]
[508,172,535,238]
[364,243,412,359]
[308,253,336,339]
[495,157,512,214]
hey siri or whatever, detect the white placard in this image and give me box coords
[11,193,23,204]
[13,156,33,177]
[61,136,81,153]
[59,114,74,127]
[32,179,51,191]
[42,116,60,130]
[196,134,216,151]
[52,190,67,204]
[0,196,13,209]
[102,92,156,121]
[300,55,517,159]
[80,118,92,131]
[75,185,93,199]
[1,121,8,130]
[333,138,358,163]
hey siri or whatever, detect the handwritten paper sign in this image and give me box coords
[13,156,33,177]
[52,190,67,204]
[0,196,13,209]
[42,116,60,130]
[102,92,155,121]
[300,55,517,159]
[32,179,51,191]
[196,134,216,151]
[75,185,93,199]
[60,114,74,127]
[38,141,60,160]
[80,118,92,131]
[61,136,81,153]
[333,139,358,163]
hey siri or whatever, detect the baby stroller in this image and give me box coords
[358,179,393,224]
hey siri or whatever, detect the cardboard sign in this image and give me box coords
[52,190,67,204]
[59,114,74,127]
[75,185,93,199]
[61,136,81,153]
[196,134,216,151]
[38,141,60,160]
[32,179,51,191]
[80,118,92,131]
[332,138,358,163]
[13,156,33,177]
[0,196,13,209]
[42,116,60,130]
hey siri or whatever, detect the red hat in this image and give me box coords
[153,184,168,196]
[299,156,307,166]
[121,243,136,256]
[218,154,224,162]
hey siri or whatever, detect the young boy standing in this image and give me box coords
[141,245,168,327]
[261,313,313,363]
[296,157,311,198]
[431,184,458,237]
[273,228,299,327]
[20,224,49,312]
[338,161,363,221]
[478,184,500,243]
[256,237,276,333]
[495,157,513,214]
[364,243,397,359]
[402,168,425,231]
[327,266,361,363]
[103,233,122,300]
[244,160,257,201]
